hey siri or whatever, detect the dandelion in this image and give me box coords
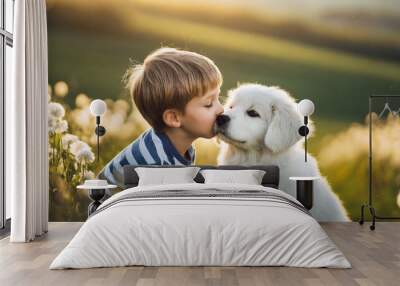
[54,81,69,97]
[61,134,79,149]
[48,102,66,119]
[75,148,95,163]
[70,140,91,157]
[48,118,59,133]
[55,120,68,134]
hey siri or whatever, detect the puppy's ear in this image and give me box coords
[264,101,303,153]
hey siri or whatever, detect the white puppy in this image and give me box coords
[215,83,349,222]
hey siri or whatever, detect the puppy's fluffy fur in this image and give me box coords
[216,83,349,221]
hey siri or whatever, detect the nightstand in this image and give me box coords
[289,177,320,210]
[77,180,117,216]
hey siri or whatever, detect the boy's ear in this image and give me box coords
[162,109,182,128]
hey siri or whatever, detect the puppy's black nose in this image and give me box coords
[216,114,230,127]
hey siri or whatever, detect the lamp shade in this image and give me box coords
[90,99,107,116]
[298,99,315,116]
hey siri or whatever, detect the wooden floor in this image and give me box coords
[0,222,399,286]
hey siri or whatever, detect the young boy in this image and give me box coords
[98,47,224,188]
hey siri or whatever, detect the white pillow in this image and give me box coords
[200,169,266,185]
[135,167,201,186]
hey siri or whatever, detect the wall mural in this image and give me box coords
[47,0,400,221]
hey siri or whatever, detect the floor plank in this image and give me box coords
[0,222,399,286]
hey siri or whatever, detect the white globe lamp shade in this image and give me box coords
[90,99,107,116]
[298,99,315,116]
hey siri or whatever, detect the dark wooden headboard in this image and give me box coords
[123,165,280,189]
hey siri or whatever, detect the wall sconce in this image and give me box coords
[89,99,107,163]
[298,99,315,162]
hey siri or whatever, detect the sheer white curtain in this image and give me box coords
[8,0,49,242]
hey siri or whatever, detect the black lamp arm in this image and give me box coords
[94,116,106,163]
[298,116,309,162]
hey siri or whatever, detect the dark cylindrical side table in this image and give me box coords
[87,189,106,216]
[289,177,320,210]
[77,181,117,217]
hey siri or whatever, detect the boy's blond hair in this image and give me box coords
[123,47,223,131]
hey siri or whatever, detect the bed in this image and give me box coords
[49,165,351,269]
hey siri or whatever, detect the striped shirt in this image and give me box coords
[97,128,196,188]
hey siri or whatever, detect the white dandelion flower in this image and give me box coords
[55,120,68,134]
[48,118,58,133]
[70,140,91,157]
[61,134,79,149]
[48,102,66,119]
[76,148,95,163]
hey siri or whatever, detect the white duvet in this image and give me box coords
[50,183,351,269]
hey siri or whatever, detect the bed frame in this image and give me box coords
[122,165,280,189]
